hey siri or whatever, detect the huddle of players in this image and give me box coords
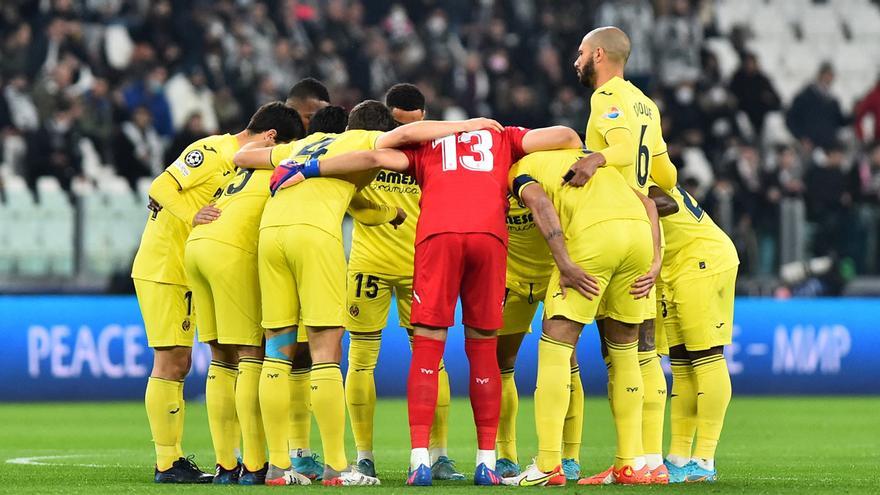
[132,26,738,488]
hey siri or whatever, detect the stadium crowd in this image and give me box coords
[2,0,880,279]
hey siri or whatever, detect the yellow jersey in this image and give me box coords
[132,133,239,285]
[585,76,668,194]
[260,130,383,239]
[509,149,648,250]
[661,184,739,283]
[187,166,273,255]
[269,140,298,167]
[348,170,420,276]
[506,195,553,283]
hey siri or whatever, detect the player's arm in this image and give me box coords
[631,188,662,299]
[520,126,583,154]
[512,177,600,299]
[347,192,406,228]
[148,172,219,226]
[563,127,633,186]
[269,148,412,195]
[648,137,677,191]
[374,117,503,149]
[232,141,287,170]
[648,185,679,217]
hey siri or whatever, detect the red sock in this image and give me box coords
[408,335,446,449]
[465,337,501,451]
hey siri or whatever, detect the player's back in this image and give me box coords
[133,133,239,284]
[188,167,272,254]
[660,184,739,282]
[510,149,648,237]
[585,76,665,194]
[260,130,383,239]
[403,126,529,245]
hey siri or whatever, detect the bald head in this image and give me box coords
[574,26,630,88]
[583,27,631,65]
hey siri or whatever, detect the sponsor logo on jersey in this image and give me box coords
[375,170,417,186]
[184,149,204,168]
[506,212,534,225]
[603,106,621,119]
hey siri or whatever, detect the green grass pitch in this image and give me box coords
[0,397,877,494]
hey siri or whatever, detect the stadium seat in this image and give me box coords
[799,5,846,44]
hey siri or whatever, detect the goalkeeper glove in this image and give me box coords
[269,158,321,196]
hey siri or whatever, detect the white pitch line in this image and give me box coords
[6,454,141,468]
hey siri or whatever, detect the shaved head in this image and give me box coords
[583,26,631,65]
[574,26,631,88]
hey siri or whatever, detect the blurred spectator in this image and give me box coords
[773,146,806,198]
[786,63,847,150]
[653,0,703,87]
[805,143,852,257]
[165,68,219,133]
[122,66,173,138]
[729,52,781,137]
[78,77,115,163]
[25,98,82,194]
[595,0,654,91]
[549,86,586,130]
[113,106,163,190]
[854,76,880,144]
[164,113,207,166]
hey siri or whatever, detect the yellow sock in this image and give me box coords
[206,361,239,469]
[606,338,643,469]
[496,367,518,462]
[604,354,614,405]
[259,358,292,468]
[562,365,584,461]
[174,381,185,458]
[429,360,450,453]
[311,362,347,471]
[346,334,381,453]
[288,367,312,455]
[669,359,697,459]
[639,351,667,459]
[237,358,267,471]
[145,377,182,471]
[535,335,573,472]
[693,355,731,461]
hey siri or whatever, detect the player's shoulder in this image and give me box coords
[178,134,233,167]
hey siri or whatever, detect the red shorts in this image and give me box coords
[411,232,507,330]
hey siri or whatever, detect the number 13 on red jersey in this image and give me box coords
[433,130,495,172]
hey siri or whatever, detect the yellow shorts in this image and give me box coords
[134,279,195,348]
[664,267,737,351]
[499,280,548,336]
[184,238,263,346]
[345,270,413,332]
[544,220,652,325]
[259,225,346,329]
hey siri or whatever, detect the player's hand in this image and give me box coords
[465,117,504,133]
[563,153,602,187]
[558,261,600,300]
[390,207,407,229]
[192,204,221,226]
[269,159,306,195]
[630,263,660,299]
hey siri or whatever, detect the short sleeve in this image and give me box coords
[589,92,629,143]
[508,161,538,200]
[503,126,531,162]
[165,140,221,190]
[365,130,384,150]
[269,141,295,167]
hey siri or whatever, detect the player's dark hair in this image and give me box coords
[385,83,425,112]
[246,101,306,143]
[308,105,348,134]
[287,77,331,103]
[347,100,396,132]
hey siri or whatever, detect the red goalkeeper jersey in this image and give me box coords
[401,126,529,245]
